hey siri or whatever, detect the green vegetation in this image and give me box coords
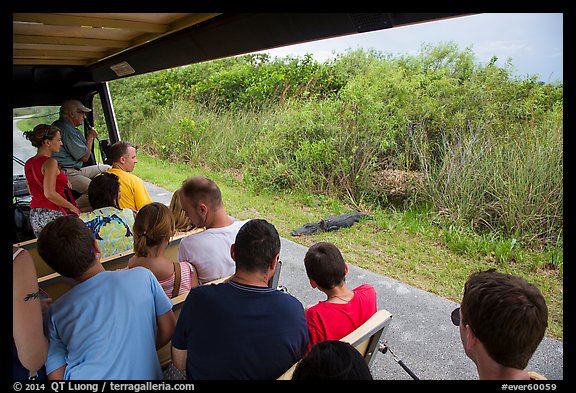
[109,42,562,339]
[14,106,60,130]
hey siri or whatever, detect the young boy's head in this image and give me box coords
[304,242,346,290]
[37,215,98,279]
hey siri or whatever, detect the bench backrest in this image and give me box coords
[277,309,393,380]
[17,230,199,280]
[34,231,198,300]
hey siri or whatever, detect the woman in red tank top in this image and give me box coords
[23,124,81,236]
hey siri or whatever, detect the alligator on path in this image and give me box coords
[291,212,370,236]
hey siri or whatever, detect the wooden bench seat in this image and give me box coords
[277,309,393,380]
[15,229,202,280]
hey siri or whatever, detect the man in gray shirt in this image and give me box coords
[52,99,110,211]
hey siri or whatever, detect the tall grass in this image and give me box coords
[415,109,563,252]
[122,100,258,170]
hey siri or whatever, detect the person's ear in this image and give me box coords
[308,277,318,289]
[463,324,477,350]
[269,253,279,271]
[92,239,102,260]
[230,244,236,261]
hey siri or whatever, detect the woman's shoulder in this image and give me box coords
[26,155,50,166]
[43,156,58,165]
[119,265,154,279]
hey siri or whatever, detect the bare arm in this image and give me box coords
[79,128,98,162]
[13,247,49,374]
[190,264,200,288]
[48,365,66,380]
[156,310,176,349]
[171,347,187,371]
[42,158,81,215]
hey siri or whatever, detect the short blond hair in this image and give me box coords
[180,176,223,209]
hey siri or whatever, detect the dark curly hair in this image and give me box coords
[88,172,121,210]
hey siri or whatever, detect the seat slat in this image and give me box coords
[35,230,201,300]
[277,309,393,380]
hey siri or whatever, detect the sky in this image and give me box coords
[255,13,563,83]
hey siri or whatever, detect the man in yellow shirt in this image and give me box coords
[106,141,152,212]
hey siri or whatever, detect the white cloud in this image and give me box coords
[256,13,563,81]
[474,40,535,60]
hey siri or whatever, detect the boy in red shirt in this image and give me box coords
[303,242,377,350]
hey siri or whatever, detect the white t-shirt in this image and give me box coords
[178,219,249,284]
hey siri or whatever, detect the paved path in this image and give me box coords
[13,118,37,175]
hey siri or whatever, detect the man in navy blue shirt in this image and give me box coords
[171,219,309,380]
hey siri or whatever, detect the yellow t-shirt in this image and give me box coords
[107,168,152,211]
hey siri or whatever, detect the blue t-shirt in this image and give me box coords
[172,281,309,380]
[45,267,173,380]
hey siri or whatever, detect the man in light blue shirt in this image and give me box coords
[37,216,176,380]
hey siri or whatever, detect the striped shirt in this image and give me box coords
[158,261,196,298]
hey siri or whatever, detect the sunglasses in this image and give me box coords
[451,307,461,326]
[451,306,478,336]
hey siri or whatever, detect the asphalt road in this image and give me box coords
[13,118,564,381]
[13,118,37,176]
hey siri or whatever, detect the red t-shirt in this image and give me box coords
[24,155,69,211]
[305,283,377,351]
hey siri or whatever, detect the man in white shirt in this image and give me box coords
[177,176,249,284]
